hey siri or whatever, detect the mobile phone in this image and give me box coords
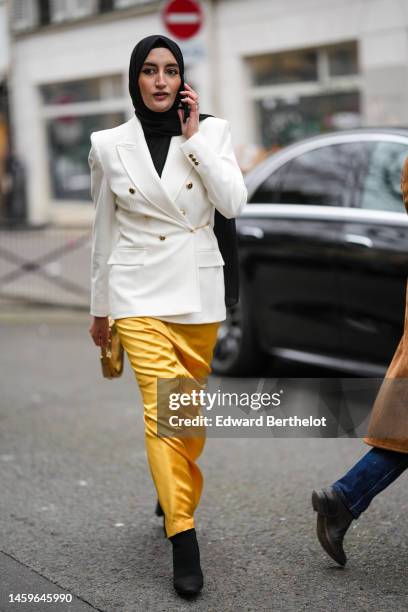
[182,102,190,124]
[178,90,190,124]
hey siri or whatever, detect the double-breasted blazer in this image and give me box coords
[88,114,248,323]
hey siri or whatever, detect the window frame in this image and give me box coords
[246,41,362,148]
[11,0,39,32]
[39,73,130,204]
[49,0,98,23]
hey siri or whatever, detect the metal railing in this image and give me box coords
[0,226,92,310]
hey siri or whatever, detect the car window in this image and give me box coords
[359,142,407,213]
[248,165,288,203]
[250,142,371,206]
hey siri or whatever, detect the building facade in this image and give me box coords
[8,0,408,226]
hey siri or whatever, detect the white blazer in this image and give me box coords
[89,114,247,323]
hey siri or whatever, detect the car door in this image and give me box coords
[336,138,408,366]
[240,141,358,360]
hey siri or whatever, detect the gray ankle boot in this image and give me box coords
[312,486,354,566]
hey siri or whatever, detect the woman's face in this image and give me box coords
[138,47,182,112]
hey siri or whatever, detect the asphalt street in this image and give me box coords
[0,306,407,612]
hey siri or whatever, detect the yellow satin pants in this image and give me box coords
[114,316,220,538]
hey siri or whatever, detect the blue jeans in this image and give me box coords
[332,447,408,518]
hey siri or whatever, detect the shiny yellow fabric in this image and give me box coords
[114,316,220,538]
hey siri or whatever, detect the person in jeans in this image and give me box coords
[312,159,408,566]
[312,447,408,566]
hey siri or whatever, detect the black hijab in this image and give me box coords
[128,34,213,177]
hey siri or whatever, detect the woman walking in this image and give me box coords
[88,34,247,596]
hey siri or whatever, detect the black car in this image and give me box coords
[212,128,408,376]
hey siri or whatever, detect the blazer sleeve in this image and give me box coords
[88,138,119,317]
[179,119,248,219]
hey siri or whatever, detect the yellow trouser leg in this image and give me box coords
[114,317,219,538]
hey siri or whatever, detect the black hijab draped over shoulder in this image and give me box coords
[128,34,239,308]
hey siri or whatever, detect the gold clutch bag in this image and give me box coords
[100,317,124,379]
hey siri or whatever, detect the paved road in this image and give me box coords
[0,307,407,612]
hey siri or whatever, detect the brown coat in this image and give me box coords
[363,159,408,454]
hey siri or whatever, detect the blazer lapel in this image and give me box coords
[116,116,194,226]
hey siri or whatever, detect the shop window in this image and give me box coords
[49,0,98,22]
[40,75,123,105]
[247,41,361,149]
[257,91,361,148]
[328,42,358,77]
[247,49,318,87]
[46,112,125,201]
[114,0,147,7]
[11,0,39,31]
[40,75,127,201]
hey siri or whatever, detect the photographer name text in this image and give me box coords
[167,415,327,428]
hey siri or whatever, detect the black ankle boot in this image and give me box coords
[169,528,203,597]
[312,486,354,566]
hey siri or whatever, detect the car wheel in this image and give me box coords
[211,286,264,376]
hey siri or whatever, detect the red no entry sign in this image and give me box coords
[162,0,203,40]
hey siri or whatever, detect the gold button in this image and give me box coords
[129,187,135,194]
[194,161,199,166]
[144,215,150,219]
[186,182,193,189]
[180,209,186,215]
[190,229,195,233]
[188,153,194,158]
[159,235,166,241]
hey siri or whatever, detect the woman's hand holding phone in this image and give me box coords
[177,83,200,141]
